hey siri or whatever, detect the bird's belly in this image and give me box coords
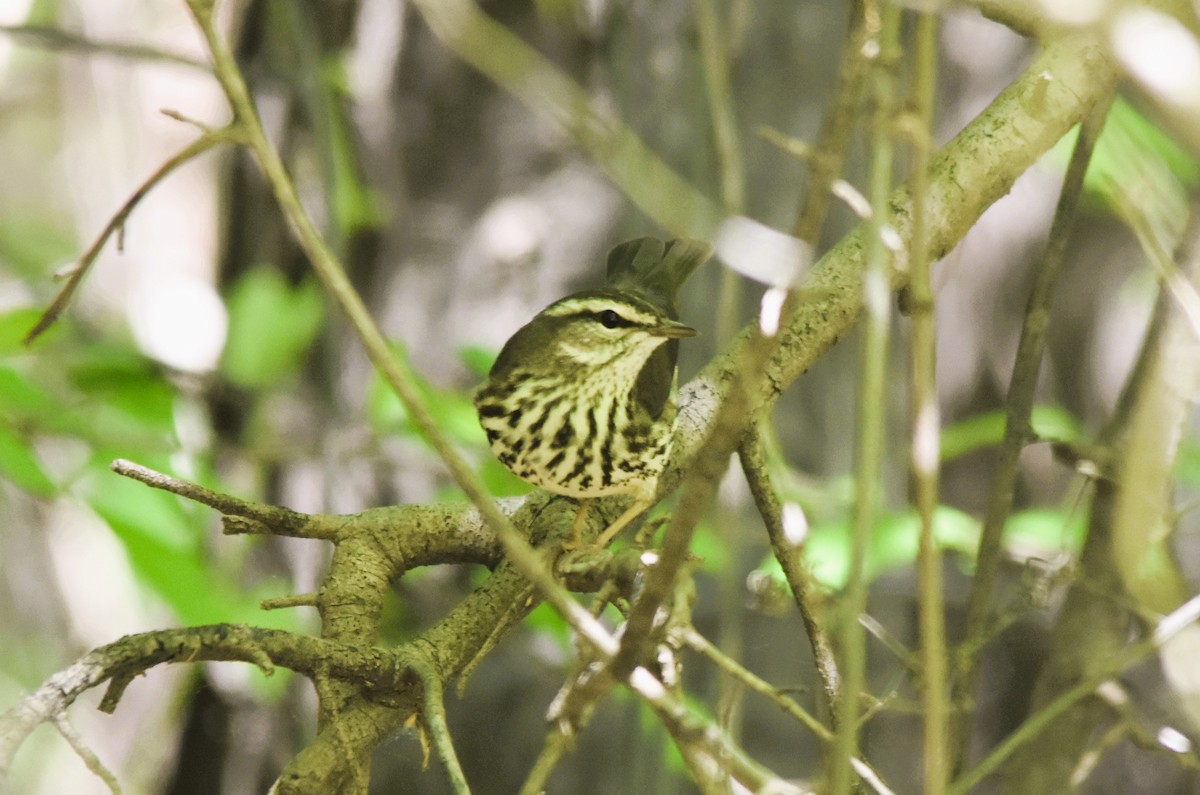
[477,388,672,500]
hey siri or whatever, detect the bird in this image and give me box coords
[474,237,711,547]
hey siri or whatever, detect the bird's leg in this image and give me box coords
[568,499,593,548]
[594,498,651,548]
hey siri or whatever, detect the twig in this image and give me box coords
[404,653,471,795]
[737,430,841,719]
[951,89,1115,771]
[682,628,896,795]
[517,732,570,795]
[609,328,767,681]
[695,0,745,217]
[624,666,807,794]
[24,127,239,344]
[907,9,949,794]
[110,459,336,540]
[409,0,722,238]
[52,714,122,795]
[1108,199,1200,611]
[0,24,211,71]
[791,0,869,243]
[949,594,1200,794]
[23,15,1116,794]
[0,624,424,786]
[832,6,901,793]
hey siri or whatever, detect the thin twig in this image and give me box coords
[737,431,841,719]
[951,89,1115,771]
[682,628,896,795]
[695,0,745,216]
[0,24,211,71]
[517,732,570,795]
[791,0,870,243]
[24,127,238,345]
[408,655,471,795]
[949,594,1200,794]
[110,459,334,539]
[52,714,122,795]
[907,9,948,794]
[409,0,722,237]
[832,5,901,793]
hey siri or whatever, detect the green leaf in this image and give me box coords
[1003,508,1086,557]
[795,506,980,590]
[222,268,325,388]
[84,465,293,629]
[0,308,48,355]
[0,212,77,280]
[941,405,1086,461]
[0,365,74,432]
[478,457,534,497]
[0,425,56,496]
[68,347,177,443]
[1177,437,1200,487]
[785,504,1086,592]
[458,345,497,380]
[688,519,730,573]
[367,349,490,448]
[1051,99,1199,254]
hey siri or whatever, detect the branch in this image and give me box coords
[908,10,949,794]
[0,624,424,787]
[110,459,510,568]
[669,35,1117,480]
[738,431,841,720]
[24,126,240,345]
[833,6,903,792]
[950,88,1115,769]
[0,24,212,71]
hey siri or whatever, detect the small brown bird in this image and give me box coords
[474,237,711,545]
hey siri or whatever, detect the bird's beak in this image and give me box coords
[653,319,698,339]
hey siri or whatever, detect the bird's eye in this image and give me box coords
[596,309,625,328]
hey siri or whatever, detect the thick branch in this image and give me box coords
[0,624,421,786]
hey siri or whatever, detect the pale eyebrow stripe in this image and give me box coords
[542,298,658,325]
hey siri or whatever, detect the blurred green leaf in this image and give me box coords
[0,212,77,280]
[523,600,572,652]
[0,425,56,496]
[786,504,1085,591]
[458,345,497,380]
[687,519,730,573]
[0,308,49,355]
[1177,437,1200,487]
[803,506,980,590]
[478,456,534,497]
[319,57,384,238]
[1054,98,1199,246]
[69,346,177,442]
[1003,508,1087,557]
[0,365,76,433]
[941,405,1086,461]
[222,268,325,388]
[368,347,489,448]
[84,465,293,629]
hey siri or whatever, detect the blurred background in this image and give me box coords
[1,0,1198,793]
